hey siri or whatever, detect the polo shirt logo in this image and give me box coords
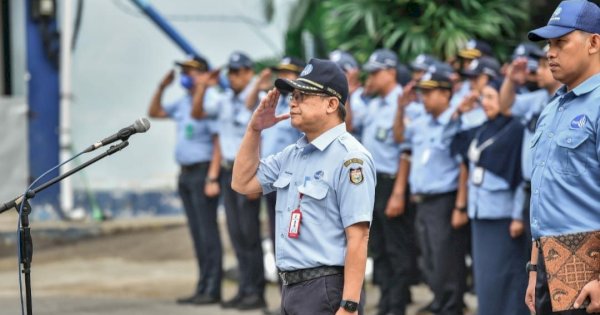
[570,114,587,129]
[550,7,562,22]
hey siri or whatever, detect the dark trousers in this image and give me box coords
[369,173,416,315]
[415,192,467,315]
[522,182,533,254]
[178,162,222,297]
[281,274,366,315]
[535,246,595,315]
[221,167,265,297]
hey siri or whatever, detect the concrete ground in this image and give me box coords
[0,213,476,315]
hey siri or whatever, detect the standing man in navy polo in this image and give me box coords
[356,49,413,315]
[200,51,267,310]
[231,58,375,315]
[148,56,223,305]
[526,1,600,313]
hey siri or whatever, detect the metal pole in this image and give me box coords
[59,0,74,217]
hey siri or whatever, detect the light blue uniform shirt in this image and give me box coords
[403,107,461,194]
[163,88,220,165]
[530,73,600,239]
[348,87,369,141]
[256,123,376,271]
[260,95,303,158]
[467,162,523,220]
[358,85,404,174]
[509,89,551,180]
[215,83,255,161]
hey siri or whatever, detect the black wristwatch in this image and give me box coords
[526,261,537,273]
[340,300,359,313]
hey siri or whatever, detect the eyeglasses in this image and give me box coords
[288,91,331,103]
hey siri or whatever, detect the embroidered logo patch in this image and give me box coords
[570,114,588,129]
[349,167,364,185]
[300,64,313,77]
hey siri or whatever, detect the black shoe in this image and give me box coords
[236,294,267,310]
[177,293,220,305]
[416,302,438,315]
[263,308,281,315]
[221,294,244,309]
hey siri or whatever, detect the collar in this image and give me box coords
[432,106,455,125]
[378,85,402,106]
[295,123,347,152]
[571,72,600,97]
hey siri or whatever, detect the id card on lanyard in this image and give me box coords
[288,193,303,239]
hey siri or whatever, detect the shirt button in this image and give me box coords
[558,107,564,112]
[280,233,284,238]
[534,189,539,194]
[567,138,572,143]
[548,132,554,138]
[540,161,545,166]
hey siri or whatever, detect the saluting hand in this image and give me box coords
[508,57,529,86]
[258,69,273,90]
[249,88,289,132]
[398,81,417,108]
[160,70,175,89]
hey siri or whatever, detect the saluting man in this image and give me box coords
[232,58,376,315]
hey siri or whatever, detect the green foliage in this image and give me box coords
[282,0,530,63]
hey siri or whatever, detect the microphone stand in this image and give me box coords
[0,140,129,315]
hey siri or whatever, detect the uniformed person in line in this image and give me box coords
[455,56,501,128]
[499,44,561,252]
[231,58,375,315]
[397,65,469,315]
[147,56,223,305]
[329,49,369,141]
[356,49,413,315]
[193,51,267,310]
[525,1,600,313]
[510,43,547,94]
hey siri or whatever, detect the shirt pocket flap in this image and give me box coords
[273,173,292,189]
[556,132,589,149]
[297,181,328,200]
[530,130,543,148]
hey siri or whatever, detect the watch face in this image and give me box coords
[342,300,358,312]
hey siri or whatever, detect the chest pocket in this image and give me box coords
[273,173,292,211]
[297,180,329,225]
[552,130,591,176]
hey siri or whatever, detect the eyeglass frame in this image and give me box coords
[288,90,334,104]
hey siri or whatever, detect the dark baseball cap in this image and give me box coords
[410,54,439,72]
[512,43,545,72]
[529,0,600,41]
[329,50,359,72]
[458,39,493,59]
[227,51,254,70]
[461,56,501,79]
[275,58,349,105]
[416,65,453,90]
[271,56,306,74]
[175,56,209,72]
[363,49,398,73]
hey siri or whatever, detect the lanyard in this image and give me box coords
[468,121,513,163]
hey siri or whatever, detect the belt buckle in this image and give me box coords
[412,194,423,203]
[279,272,289,285]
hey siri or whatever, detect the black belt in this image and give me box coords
[279,266,343,286]
[411,191,456,204]
[221,160,234,171]
[377,172,396,180]
[523,180,532,193]
[180,162,210,172]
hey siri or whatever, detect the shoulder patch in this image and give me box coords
[344,158,364,167]
[349,167,364,185]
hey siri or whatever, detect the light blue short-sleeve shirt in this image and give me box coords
[217,83,255,161]
[403,107,461,194]
[162,89,220,165]
[360,85,404,174]
[530,73,600,239]
[256,123,376,271]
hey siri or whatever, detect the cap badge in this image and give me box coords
[516,45,526,56]
[300,64,313,76]
[232,54,240,61]
[330,51,342,62]
[421,72,432,82]
[550,7,562,22]
[282,57,291,65]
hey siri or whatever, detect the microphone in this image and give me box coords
[84,117,151,153]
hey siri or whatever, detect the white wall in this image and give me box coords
[69,0,294,190]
